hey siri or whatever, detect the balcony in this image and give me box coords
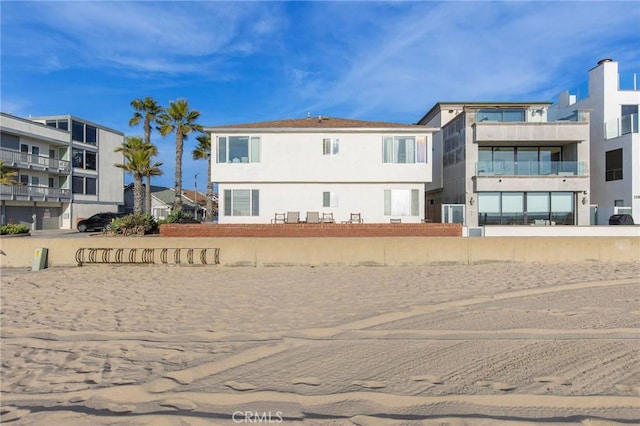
[604,114,638,139]
[474,161,589,193]
[476,160,587,177]
[0,184,71,201]
[0,148,70,173]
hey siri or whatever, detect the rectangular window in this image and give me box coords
[217,137,227,163]
[384,189,419,216]
[72,176,84,194]
[217,136,260,163]
[416,136,426,163]
[323,138,339,155]
[72,148,84,168]
[85,177,97,195]
[322,191,338,207]
[48,177,54,188]
[85,125,97,145]
[85,151,97,170]
[382,136,417,163]
[31,176,40,186]
[223,189,259,216]
[72,120,84,142]
[20,174,29,185]
[31,146,40,156]
[605,148,623,181]
[57,120,69,131]
[477,109,525,122]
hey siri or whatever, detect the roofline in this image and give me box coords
[416,101,554,124]
[205,126,438,134]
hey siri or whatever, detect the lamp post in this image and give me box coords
[194,172,200,220]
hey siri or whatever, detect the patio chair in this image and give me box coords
[348,213,363,224]
[285,211,300,224]
[321,212,334,223]
[306,211,320,224]
[271,212,285,224]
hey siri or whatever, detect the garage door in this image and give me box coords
[37,207,61,230]
[4,206,33,227]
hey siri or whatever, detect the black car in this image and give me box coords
[77,212,126,232]
[608,214,635,225]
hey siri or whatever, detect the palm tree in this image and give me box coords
[129,97,163,214]
[141,144,163,214]
[0,161,19,185]
[192,133,214,221]
[115,137,149,214]
[157,99,203,212]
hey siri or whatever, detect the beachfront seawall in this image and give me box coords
[1,236,638,268]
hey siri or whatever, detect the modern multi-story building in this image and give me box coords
[207,116,436,223]
[0,113,124,229]
[418,102,591,227]
[555,59,639,224]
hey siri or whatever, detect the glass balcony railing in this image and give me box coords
[476,160,587,176]
[475,108,587,123]
[0,148,70,172]
[619,72,639,91]
[0,184,70,200]
[604,114,638,139]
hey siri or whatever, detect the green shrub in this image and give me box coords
[0,223,30,235]
[165,210,195,223]
[109,213,158,236]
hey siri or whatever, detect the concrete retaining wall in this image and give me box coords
[1,236,638,268]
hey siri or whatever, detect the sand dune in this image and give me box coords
[1,262,639,425]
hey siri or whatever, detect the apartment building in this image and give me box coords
[418,102,591,227]
[0,113,124,229]
[555,59,639,224]
[207,116,437,224]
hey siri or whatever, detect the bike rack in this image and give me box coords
[75,247,220,266]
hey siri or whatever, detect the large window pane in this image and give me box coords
[501,192,524,224]
[72,121,84,142]
[85,125,97,145]
[526,192,550,222]
[477,109,502,122]
[516,147,538,175]
[251,190,259,216]
[72,148,84,168]
[224,190,231,216]
[478,192,501,225]
[250,137,260,162]
[493,147,514,175]
[416,137,426,163]
[477,147,492,175]
[503,109,524,122]
[551,192,574,225]
[233,189,251,215]
[229,136,249,163]
[411,189,419,216]
[605,148,623,181]
[383,137,393,163]
[85,151,96,170]
[72,176,84,194]
[86,178,97,195]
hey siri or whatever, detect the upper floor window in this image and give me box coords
[45,119,69,131]
[72,120,97,145]
[72,176,97,195]
[477,109,525,123]
[383,136,426,164]
[72,148,97,170]
[217,136,260,163]
[323,138,339,155]
[605,148,623,181]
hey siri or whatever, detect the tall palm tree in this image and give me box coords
[129,97,163,214]
[157,99,203,212]
[114,137,149,214]
[0,161,19,185]
[192,133,214,221]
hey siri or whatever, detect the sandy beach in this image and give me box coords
[1,262,639,425]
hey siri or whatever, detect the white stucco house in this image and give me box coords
[418,102,591,227]
[555,59,639,224]
[207,116,437,224]
[0,113,124,229]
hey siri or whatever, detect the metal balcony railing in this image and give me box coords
[476,160,587,176]
[0,149,70,172]
[0,184,71,200]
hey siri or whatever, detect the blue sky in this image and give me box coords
[2,1,639,190]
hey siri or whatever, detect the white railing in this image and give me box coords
[0,184,70,200]
[0,148,70,172]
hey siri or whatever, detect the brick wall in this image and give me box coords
[160,223,462,237]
